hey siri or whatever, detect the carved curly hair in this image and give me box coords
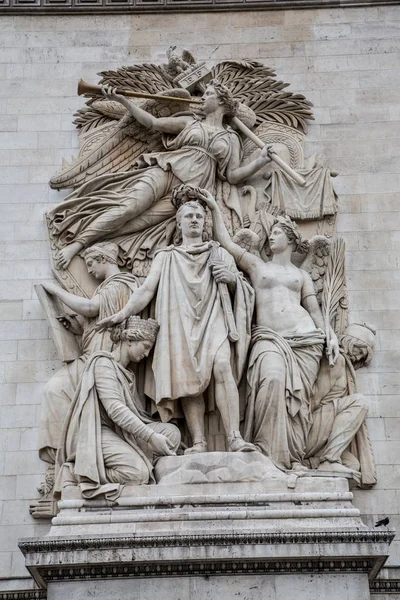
[208,79,238,120]
[272,215,309,254]
[110,316,159,345]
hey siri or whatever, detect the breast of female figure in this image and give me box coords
[257,263,303,295]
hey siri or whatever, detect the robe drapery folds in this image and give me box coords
[46,120,244,252]
[266,159,338,220]
[38,272,138,464]
[244,327,324,470]
[344,353,377,488]
[55,352,154,500]
[144,242,254,421]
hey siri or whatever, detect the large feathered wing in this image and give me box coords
[210,60,314,133]
[300,235,331,304]
[49,91,192,190]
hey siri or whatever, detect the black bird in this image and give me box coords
[375,517,390,527]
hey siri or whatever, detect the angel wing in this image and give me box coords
[321,237,348,336]
[300,235,331,304]
[210,60,314,133]
[73,63,176,133]
[50,90,192,190]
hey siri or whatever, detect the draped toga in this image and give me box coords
[144,241,254,421]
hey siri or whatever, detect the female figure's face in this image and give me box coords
[269,226,291,254]
[85,256,107,280]
[127,339,154,363]
[202,85,221,115]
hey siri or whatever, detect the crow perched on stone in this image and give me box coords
[375,517,390,527]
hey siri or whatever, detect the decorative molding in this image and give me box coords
[19,530,395,555]
[0,0,398,15]
[370,579,400,594]
[35,558,381,582]
[0,592,46,600]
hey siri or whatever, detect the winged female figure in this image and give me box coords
[47,79,273,270]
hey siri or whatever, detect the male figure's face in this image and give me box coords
[84,256,107,280]
[177,203,205,239]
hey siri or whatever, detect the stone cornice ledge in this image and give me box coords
[0,0,399,15]
[19,529,395,553]
[18,529,394,588]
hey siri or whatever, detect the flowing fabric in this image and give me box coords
[244,326,324,470]
[265,156,338,220]
[344,353,377,488]
[55,352,156,500]
[39,272,138,463]
[144,242,254,421]
[46,120,243,253]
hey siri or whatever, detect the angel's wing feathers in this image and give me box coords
[50,116,161,190]
[300,235,331,303]
[98,64,175,95]
[210,60,314,133]
[50,92,192,190]
[321,237,348,335]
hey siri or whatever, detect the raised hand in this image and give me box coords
[260,144,274,163]
[100,84,126,104]
[196,188,218,211]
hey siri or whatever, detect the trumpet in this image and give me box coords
[77,79,306,187]
[77,79,202,105]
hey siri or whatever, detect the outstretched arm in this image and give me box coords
[41,282,100,318]
[198,189,260,276]
[96,253,163,330]
[102,85,191,135]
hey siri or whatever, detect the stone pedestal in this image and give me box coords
[19,453,394,600]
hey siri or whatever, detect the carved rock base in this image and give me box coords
[19,455,394,599]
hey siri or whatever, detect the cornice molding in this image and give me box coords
[19,529,395,554]
[0,592,46,600]
[0,0,398,16]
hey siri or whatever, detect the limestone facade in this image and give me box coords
[0,5,399,594]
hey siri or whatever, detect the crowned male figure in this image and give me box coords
[98,186,255,453]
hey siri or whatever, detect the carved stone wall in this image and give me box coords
[0,4,399,594]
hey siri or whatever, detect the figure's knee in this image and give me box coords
[106,460,149,485]
[347,393,368,414]
[213,354,232,383]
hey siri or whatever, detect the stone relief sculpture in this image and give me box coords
[305,322,377,488]
[55,317,180,501]
[97,186,255,454]
[31,242,138,516]
[32,48,377,517]
[201,191,338,471]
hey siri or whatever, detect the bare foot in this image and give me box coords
[55,241,83,269]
